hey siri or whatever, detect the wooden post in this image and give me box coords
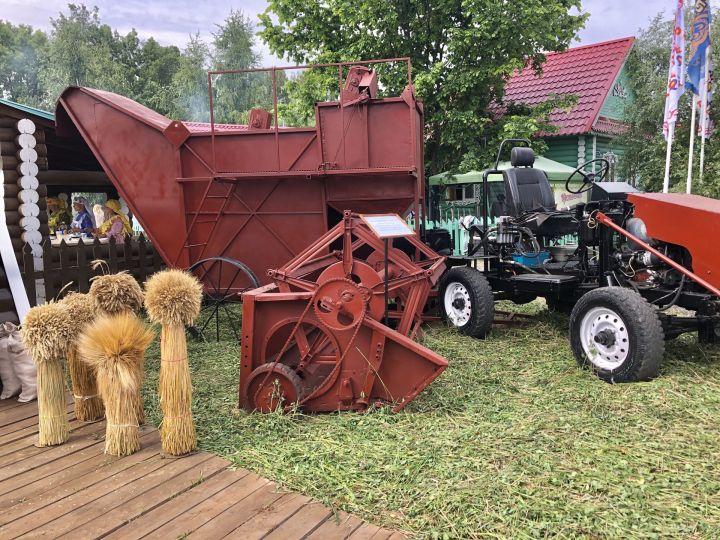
[21,243,36,307]
[138,234,147,281]
[42,239,55,301]
[108,236,118,272]
[77,239,89,293]
[59,240,71,296]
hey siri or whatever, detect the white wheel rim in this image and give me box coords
[579,306,630,370]
[444,282,472,327]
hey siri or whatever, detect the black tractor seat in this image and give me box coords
[502,147,577,236]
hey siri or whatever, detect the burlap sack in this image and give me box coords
[0,324,21,399]
[5,322,37,402]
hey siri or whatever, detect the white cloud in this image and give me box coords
[5,0,720,66]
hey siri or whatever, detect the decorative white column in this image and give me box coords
[16,118,44,304]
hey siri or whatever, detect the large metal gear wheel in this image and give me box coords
[242,363,306,413]
[312,277,370,331]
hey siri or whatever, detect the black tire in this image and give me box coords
[569,287,665,383]
[439,266,494,338]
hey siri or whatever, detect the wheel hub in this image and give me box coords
[593,328,617,347]
[443,282,472,326]
[579,306,630,370]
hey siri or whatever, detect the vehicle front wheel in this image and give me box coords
[569,287,665,383]
[439,266,494,338]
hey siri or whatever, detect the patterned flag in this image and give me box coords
[663,0,685,140]
[686,0,711,96]
[697,59,714,138]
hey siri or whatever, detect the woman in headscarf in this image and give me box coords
[70,196,95,236]
[95,199,133,244]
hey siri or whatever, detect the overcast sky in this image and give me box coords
[0,0,713,64]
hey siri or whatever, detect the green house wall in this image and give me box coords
[544,137,578,168]
[599,64,634,121]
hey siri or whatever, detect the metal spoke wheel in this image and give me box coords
[257,318,343,406]
[187,256,260,342]
[243,364,306,413]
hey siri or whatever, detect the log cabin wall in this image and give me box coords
[0,115,50,307]
[0,99,114,313]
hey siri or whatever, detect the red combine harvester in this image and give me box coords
[55,60,449,411]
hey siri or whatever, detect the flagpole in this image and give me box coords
[663,123,675,193]
[699,47,710,183]
[687,94,697,194]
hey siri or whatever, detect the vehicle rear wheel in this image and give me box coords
[569,287,664,383]
[439,266,494,338]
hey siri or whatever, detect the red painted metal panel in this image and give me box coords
[627,192,720,290]
[55,61,425,288]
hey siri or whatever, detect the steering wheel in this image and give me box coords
[565,158,610,194]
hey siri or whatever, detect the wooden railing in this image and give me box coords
[21,234,164,306]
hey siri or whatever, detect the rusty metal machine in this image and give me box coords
[240,211,447,412]
[54,60,451,410]
[55,59,427,340]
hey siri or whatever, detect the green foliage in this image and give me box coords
[0,21,49,107]
[619,15,720,197]
[259,0,587,174]
[142,302,720,538]
[0,3,266,125]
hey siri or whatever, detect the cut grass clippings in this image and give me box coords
[142,301,720,539]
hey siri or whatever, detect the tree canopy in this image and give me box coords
[259,0,587,174]
[0,4,262,122]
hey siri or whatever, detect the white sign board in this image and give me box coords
[360,214,415,239]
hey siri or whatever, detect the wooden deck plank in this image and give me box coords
[105,469,244,540]
[263,501,334,540]
[0,421,106,480]
[144,472,271,539]
[59,455,229,539]
[33,452,217,537]
[0,398,32,411]
[305,511,364,540]
[349,523,384,539]
[0,402,74,446]
[224,492,312,540]
[0,437,162,528]
[0,394,71,429]
[0,428,157,503]
[188,482,287,538]
[0,414,87,458]
[0,399,404,540]
[0,454,168,537]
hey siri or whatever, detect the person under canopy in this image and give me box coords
[70,196,95,236]
[95,199,133,244]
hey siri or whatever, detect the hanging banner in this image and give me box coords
[663,0,686,140]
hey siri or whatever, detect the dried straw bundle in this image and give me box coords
[144,269,202,456]
[78,312,154,456]
[89,271,146,424]
[61,293,104,421]
[21,303,75,446]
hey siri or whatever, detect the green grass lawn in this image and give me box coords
[143,302,720,539]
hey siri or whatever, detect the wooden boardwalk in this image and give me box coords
[0,397,405,539]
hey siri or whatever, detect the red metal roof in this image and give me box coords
[502,37,635,137]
